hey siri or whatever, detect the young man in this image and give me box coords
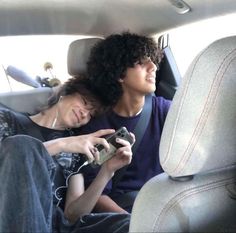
[77,32,171,213]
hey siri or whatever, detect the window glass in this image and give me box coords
[156,13,236,76]
[0,35,86,92]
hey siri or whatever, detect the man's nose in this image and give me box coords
[148,60,157,72]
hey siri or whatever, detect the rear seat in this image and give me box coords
[0,87,52,114]
[0,37,102,114]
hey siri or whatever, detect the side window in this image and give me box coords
[161,13,236,76]
[155,34,181,100]
[0,35,84,93]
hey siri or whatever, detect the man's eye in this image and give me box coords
[134,61,142,66]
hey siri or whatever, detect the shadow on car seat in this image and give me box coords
[129,36,236,232]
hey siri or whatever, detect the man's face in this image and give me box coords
[120,57,157,95]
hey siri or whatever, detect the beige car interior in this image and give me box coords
[129,36,236,232]
[0,34,235,232]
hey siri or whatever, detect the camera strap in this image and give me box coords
[111,94,153,192]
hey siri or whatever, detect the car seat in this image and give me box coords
[129,36,236,232]
[67,37,103,76]
[0,38,102,114]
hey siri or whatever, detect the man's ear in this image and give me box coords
[118,74,126,83]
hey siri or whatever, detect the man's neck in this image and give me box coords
[113,95,145,117]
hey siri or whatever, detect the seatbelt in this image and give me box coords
[111,94,153,192]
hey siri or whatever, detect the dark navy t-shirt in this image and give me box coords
[75,96,171,195]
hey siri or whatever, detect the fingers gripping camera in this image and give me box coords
[94,127,133,165]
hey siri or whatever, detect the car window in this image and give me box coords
[0,35,86,92]
[155,13,236,76]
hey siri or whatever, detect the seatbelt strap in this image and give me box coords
[131,94,152,154]
[112,94,153,191]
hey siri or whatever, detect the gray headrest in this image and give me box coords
[160,36,236,177]
[67,38,103,76]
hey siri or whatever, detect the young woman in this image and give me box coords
[0,76,134,233]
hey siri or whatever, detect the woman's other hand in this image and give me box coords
[102,132,135,173]
[44,129,115,161]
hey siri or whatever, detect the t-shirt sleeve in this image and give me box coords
[0,108,15,142]
[161,97,172,116]
[156,96,172,129]
[55,152,87,179]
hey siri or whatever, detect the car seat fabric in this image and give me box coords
[0,88,52,114]
[67,38,103,76]
[160,35,236,177]
[129,36,236,233]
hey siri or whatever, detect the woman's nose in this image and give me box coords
[80,109,90,119]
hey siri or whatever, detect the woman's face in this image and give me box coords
[57,93,96,128]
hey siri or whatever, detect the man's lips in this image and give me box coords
[146,75,156,83]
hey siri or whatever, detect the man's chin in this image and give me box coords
[146,87,156,95]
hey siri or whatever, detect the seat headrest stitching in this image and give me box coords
[67,38,103,76]
[154,176,235,231]
[172,48,236,175]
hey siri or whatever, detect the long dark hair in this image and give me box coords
[41,74,107,116]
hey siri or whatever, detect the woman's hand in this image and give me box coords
[66,129,116,162]
[102,132,135,173]
[44,129,115,162]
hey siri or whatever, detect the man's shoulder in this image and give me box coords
[152,95,172,109]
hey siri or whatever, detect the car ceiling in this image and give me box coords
[1,0,236,37]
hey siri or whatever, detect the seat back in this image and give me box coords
[67,37,103,76]
[0,88,52,114]
[130,36,236,232]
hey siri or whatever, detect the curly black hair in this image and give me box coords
[87,32,162,106]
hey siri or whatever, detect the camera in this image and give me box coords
[93,127,133,165]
